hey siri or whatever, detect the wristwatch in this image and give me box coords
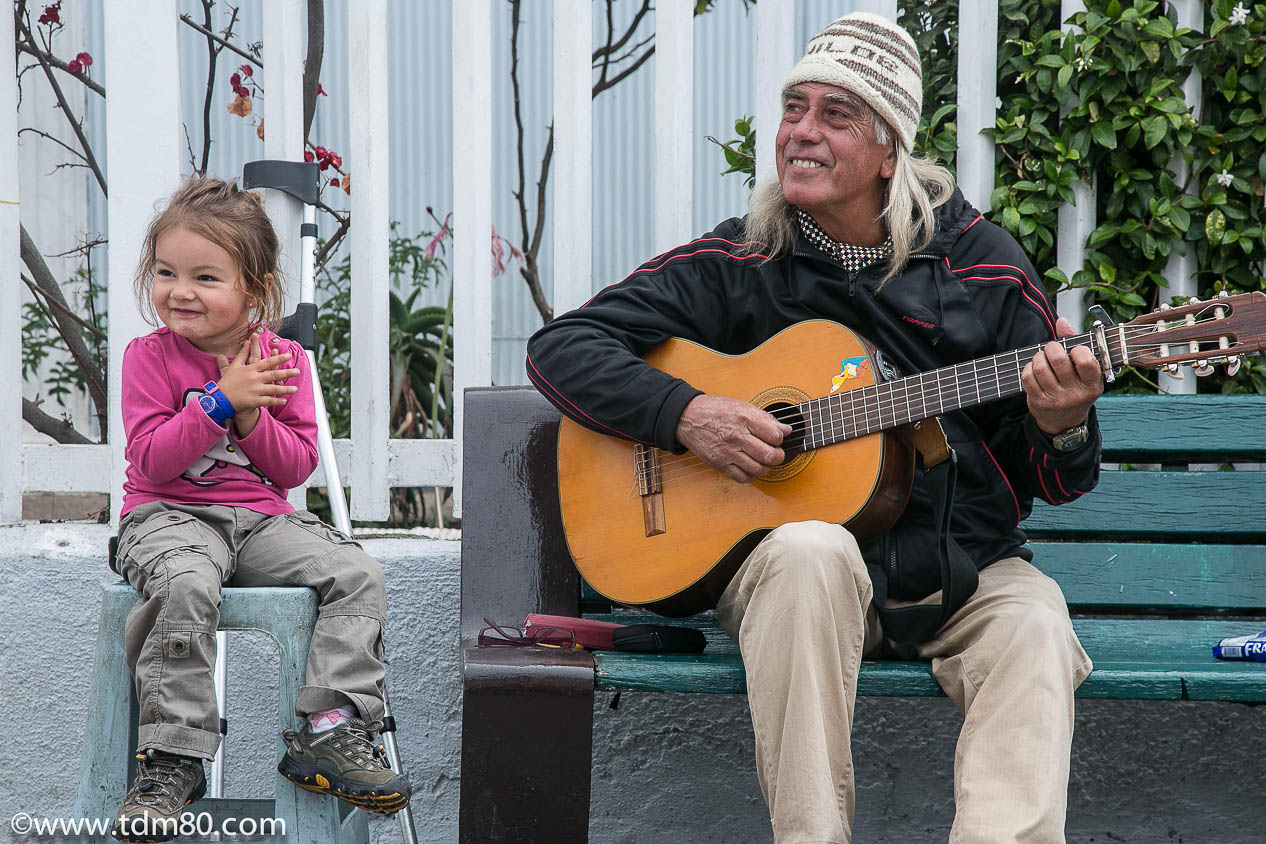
[1050,423,1090,453]
[199,380,236,425]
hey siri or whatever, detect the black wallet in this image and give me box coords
[610,624,706,654]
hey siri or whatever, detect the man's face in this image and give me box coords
[775,83,896,223]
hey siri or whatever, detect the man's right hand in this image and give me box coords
[675,394,793,484]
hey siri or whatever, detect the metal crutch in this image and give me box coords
[243,159,419,844]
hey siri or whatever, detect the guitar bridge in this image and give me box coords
[635,444,666,537]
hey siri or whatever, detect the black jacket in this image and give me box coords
[527,189,1100,612]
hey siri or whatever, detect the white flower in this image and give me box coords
[1216,170,1234,187]
[1074,56,1092,71]
[1229,3,1249,25]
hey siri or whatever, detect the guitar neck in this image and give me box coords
[795,331,1102,451]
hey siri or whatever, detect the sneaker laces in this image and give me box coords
[326,719,390,770]
[128,752,199,808]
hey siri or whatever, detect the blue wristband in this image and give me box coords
[199,380,236,425]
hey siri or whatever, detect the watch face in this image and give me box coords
[1053,426,1089,452]
[198,394,218,415]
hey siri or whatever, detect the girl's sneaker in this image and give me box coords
[111,750,207,842]
[277,718,412,814]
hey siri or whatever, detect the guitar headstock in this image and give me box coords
[1117,291,1266,377]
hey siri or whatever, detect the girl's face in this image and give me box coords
[152,226,254,356]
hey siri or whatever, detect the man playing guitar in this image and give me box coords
[527,13,1104,843]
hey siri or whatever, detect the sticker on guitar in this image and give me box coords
[830,356,870,394]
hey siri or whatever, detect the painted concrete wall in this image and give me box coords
[4,523,1263,843]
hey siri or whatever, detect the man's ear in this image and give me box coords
[880,148,898,180]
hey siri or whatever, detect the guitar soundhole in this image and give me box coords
[766,402,807,460]
[753,396,814,483]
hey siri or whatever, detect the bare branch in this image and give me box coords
[16,15,106,195]
[302,0,325,139]
[507,0,553,323]
[14,41,105,97]
[183,123,198,173]
[313,202,351,267]
[593,40,653,98]
[17,127,89,165]
[591,0,653,61]
[20,225,107,429]
[179,13,262,66]
[22,397,95,445]
[21,273,108,341]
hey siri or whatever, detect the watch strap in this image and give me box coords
[200,380,236,424]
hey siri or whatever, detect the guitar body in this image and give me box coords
[557,320,915,616]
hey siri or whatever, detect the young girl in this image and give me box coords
[111,177,410,842]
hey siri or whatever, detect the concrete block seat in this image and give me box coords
[74,582,368,844]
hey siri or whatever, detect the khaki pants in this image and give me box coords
[115,501,388,760]
[716,521,1092,844]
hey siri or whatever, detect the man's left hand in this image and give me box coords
[1021,316,1104,435]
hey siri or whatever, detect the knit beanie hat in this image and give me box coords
[782,12,922,152]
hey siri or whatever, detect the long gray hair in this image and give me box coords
[745,109,955,286]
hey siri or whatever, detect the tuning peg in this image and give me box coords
[1228,356,1243,377]
[1217,290,1230,299]
[1193,361,1214,377]
[1159,303,1172,310]
[1164,363,1183,378]
[1188,297,1201,305]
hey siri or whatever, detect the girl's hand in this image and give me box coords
[215,334,302,436]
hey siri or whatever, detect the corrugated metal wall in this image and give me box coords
[80,0,861,388]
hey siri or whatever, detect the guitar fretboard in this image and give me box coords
[794,332,1104,452]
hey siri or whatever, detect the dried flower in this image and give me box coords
[240,64,254,78]
[38,3,60,25]
[227,94,252,117]
[317,83,328,97]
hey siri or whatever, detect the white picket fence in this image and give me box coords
[1,0,1209,527]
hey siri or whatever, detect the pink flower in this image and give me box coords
[424,213,453,261]
[67,59,81,73]
[326,152,342,170]
[75,51,92,67]
[317,83,328,97]
[304,151,315,163]
[38,3,60,25]
[240,64,253,77]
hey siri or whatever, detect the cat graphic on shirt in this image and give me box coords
[180,387,275,486]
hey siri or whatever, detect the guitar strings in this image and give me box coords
[629,322,1245,491]
[624,312,1247,492]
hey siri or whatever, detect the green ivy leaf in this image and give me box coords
[1090,120,1117,149]
[1206,208,1227,244]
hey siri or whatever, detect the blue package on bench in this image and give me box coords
[1212,631,1266,661]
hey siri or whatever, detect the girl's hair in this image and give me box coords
[744,98,955,287]
[134,176,285,333]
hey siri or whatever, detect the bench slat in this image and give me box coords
[1032,541,1266,611]
[586,542,1266,614]
[591,618,1266,702]
[1025,471,1266,540]
[1096,394,1266,463]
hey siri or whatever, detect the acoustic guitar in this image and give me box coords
[556,291,1266,616]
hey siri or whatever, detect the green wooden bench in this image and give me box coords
[458,386,1266,844]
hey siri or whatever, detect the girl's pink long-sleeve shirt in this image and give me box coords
[121,326,318,517]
